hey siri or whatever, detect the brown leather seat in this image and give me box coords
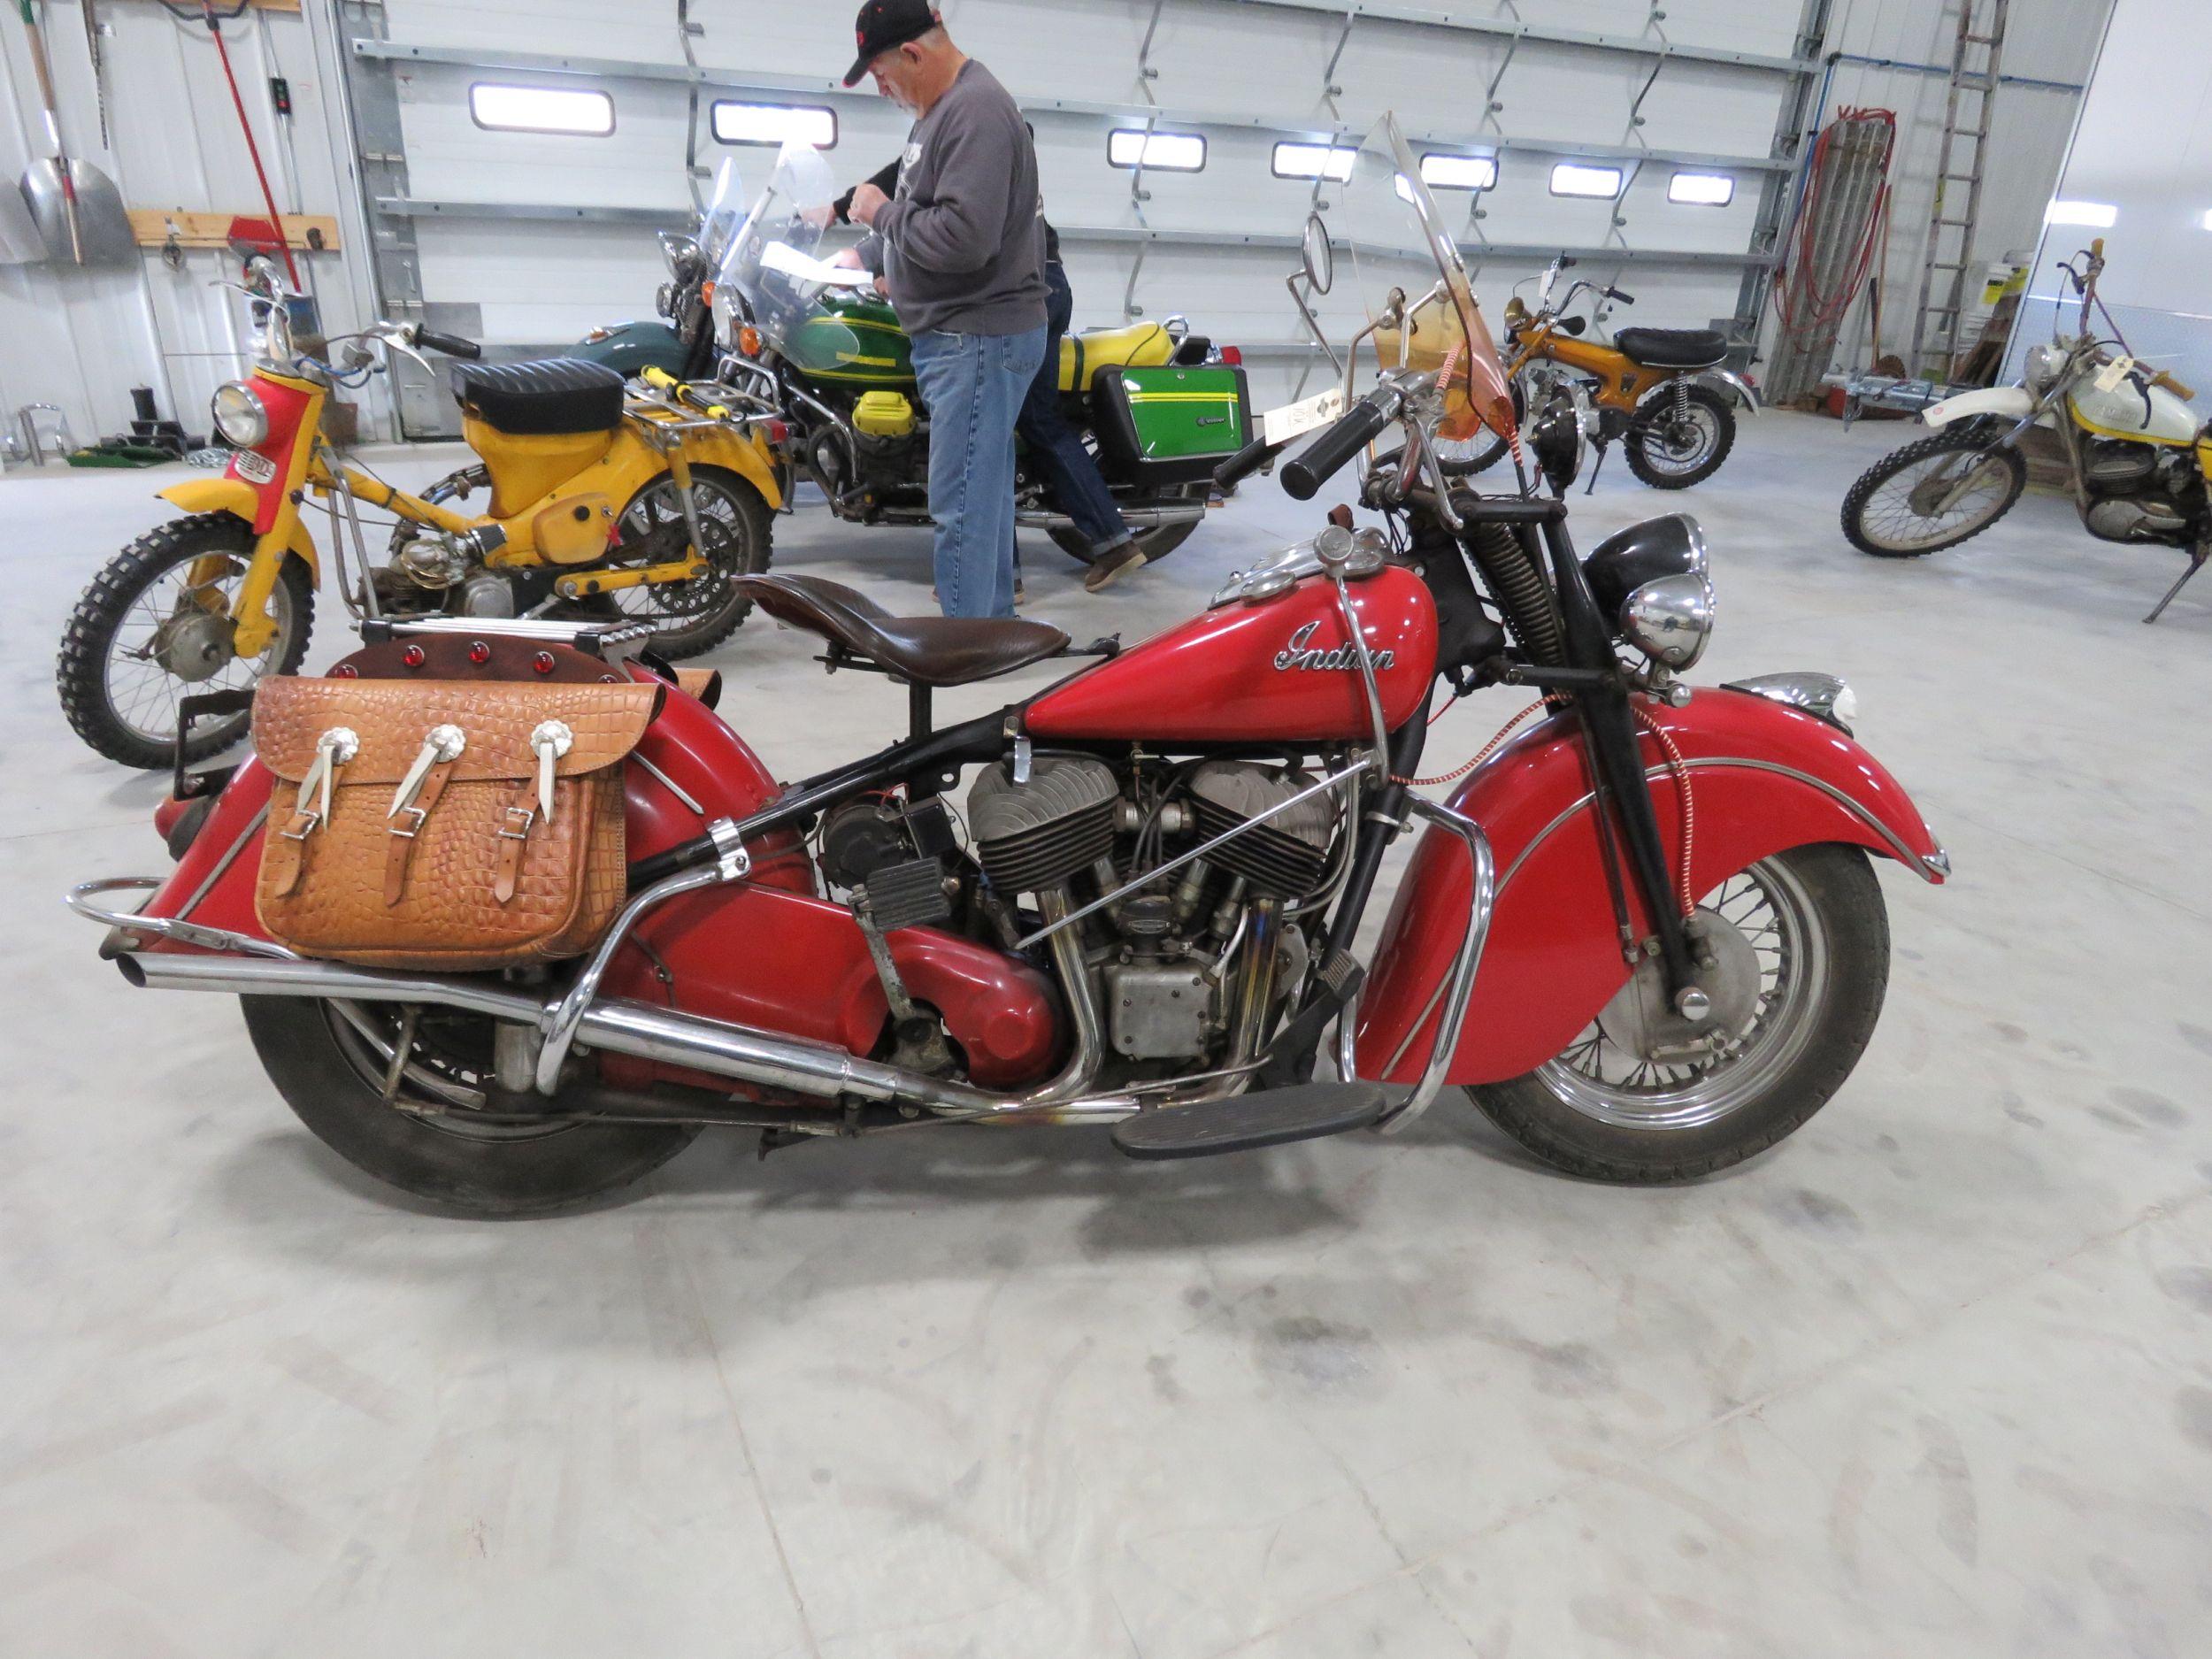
[733,574,1070,687]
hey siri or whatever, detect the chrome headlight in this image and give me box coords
[1583,513,1709,618]
[210,381,268,449]
[1622,573,1716,670]
[2024,343,2056,394]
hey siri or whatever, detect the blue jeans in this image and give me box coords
[910,324,1048,619]
[1018,264,1134,559]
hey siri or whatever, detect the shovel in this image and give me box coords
[14,0,134,266]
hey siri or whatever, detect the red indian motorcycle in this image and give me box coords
[70,120,1946,1213]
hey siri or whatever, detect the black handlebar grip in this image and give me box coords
[416,328,482,360]
[1214,433,1281,490]
[1280,397,1393,502]
[1608,288,1637,305]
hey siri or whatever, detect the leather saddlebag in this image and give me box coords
[251,676,660,970]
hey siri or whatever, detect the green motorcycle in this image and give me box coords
[613,147,1251,569]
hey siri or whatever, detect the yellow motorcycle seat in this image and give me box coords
[1059,324,1176,394]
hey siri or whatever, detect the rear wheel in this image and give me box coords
[242,997,700,1217]
[1045,482,1206,567]
[1624,383,1737,489]
[57,513,314,770]
[1841,427,2027,557]
[1467,845,1889,1184]
[598,467,772,659]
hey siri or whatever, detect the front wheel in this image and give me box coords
[1434,376,1529,478]
[242,997,700,1217]
[1467,845,1889,1184]
[1624,382,1737,489]
[1840,427,2027,557]
[57,513,315,770]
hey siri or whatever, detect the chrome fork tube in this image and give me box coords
[1225,897,1280,1070]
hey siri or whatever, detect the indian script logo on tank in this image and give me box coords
[1273,622,1395,673]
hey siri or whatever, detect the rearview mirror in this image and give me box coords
[1301,212,1335,296]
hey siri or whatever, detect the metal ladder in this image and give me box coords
[1908,0,2010,381]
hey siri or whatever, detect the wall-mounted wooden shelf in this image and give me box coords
[128,211,342,252]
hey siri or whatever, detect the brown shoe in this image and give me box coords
[1083,541,1148,594]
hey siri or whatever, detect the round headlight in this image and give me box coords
[2024,343,2055,393]
[210,381,268,449]
[1622,573,1716,671]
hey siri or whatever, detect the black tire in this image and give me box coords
[1624,383,1737,490]
[1840,426,2027,558]
[1045,483,1204,567]
[602,467,773,659]
[1434,377,1528,478]
[1467,845,1889,1185]
[58,513,314,771]
[242,997,700,1217]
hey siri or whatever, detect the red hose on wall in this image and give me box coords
[1775,107,1898,361]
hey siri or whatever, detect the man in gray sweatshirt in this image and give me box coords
[842,2,1048,620]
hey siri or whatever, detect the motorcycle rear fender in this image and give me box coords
[1355,687,1948,1088]
[155,479,321,583]
[1921,387,2037,430]
[1697,369,1762,413]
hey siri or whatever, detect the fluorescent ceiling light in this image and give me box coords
[1421,153,1498,192]
[712,102,837,149]
[1552,162,1624,199]
[2045,200,2118,227]
[1669,172,1735,206]
[1109,130,1207,173]
[1273,142,1357,182]
[469,83,615,137]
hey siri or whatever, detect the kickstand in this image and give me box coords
[2146,548,2209,624]
[1584,442,1609,495]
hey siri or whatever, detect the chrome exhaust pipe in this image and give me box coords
[117,924,1137,1124]
[1013,504,1205,534]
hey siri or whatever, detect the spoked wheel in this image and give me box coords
[1840,427,2027,557]
[595,467,772,659]
[1624,383,1737,489]
[242,997,700,1217]
[1045,482,1206,566]
[1433,376,1528,478]
[57,512,314,770]
[1469,846,1890,1183]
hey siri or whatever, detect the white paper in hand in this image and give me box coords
[1262,388,1348,448]
[762,242,879,289]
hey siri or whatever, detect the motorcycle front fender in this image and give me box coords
[155,479,321,583]
[1355,687,1948,1088]
[1697,369,1762,413]
[1921,386,2037,429]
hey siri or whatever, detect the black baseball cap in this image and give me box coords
[843,0,941,87]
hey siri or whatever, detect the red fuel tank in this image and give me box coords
[1025,566,1438,744]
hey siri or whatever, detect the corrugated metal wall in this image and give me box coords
[0,0,2108,452]
[0,0,373,450]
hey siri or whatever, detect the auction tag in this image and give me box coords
[231,449,277,486]
[2093,355,2137,395]
[1263,387,1347,448]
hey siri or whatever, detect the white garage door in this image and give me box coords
[340,0,1826,437]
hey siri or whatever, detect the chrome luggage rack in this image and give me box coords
[357,615,660,657]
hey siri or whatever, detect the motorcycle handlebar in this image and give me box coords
[1606,288,1636,305]
[1280,395,1394,502]
[1214,432,1285,490]
[415,328,482,360]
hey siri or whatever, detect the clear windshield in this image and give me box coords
[696,157,749,270]
[710,138,875,357]
[1308,118,1517,446]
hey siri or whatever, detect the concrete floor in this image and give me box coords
[5,411,2212,1657]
